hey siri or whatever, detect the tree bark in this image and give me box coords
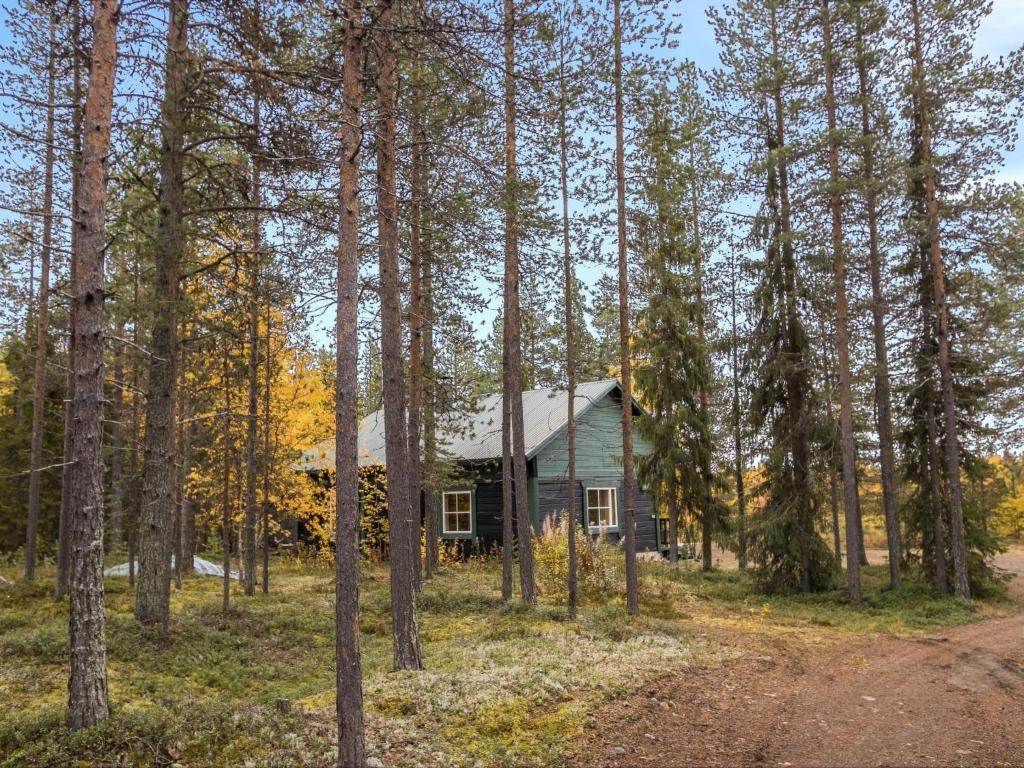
[909,0,970,600]
[335,0,368,760]
[821,0,862,603]
[67,0,118,730]
[24,7,57,581]
[136,0,188,630]
[613,0,639,615]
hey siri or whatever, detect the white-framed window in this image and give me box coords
[586,487,618,530]
[442,490,473,535]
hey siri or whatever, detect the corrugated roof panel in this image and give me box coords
[296,378,623,471]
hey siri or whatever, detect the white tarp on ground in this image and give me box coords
[104,555,238,580]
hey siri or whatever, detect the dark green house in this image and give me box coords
[298,379,661,552]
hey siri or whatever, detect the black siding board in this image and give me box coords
[535,477,658,552]
[473,481,504,551]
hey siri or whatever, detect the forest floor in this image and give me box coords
[574,548,1024,768]
[0,549,1020,767]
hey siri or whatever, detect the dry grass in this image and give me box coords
[0,552,1008,767]
[0,556,720,768]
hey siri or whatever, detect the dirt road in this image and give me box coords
[575,552,1024,768]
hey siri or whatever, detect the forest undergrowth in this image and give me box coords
[0,553,1012,767]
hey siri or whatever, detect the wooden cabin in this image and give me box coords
[298,379,661,553]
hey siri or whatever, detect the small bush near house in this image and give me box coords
[534,519,622,601]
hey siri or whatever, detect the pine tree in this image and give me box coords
[136,0,189,633]
[633,73,723,573]
[713,0,835,593]
[819,0,862,602]
[612,0,639,616]
[67,0,119,730]
[334,0,368,759]
[375,0,423,669]
[501,0,537,605]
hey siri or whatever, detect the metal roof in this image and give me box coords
[297,378,632,471]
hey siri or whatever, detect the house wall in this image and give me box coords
[473,480,503,552]
[448,390,659,553]
[533,390,655,478]
[464,477,658,553]
[535,477,658,552]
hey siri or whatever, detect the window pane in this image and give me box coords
[587,488,618,528]
[443,492,472,533]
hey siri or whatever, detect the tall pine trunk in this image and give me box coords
[243,76,262,598]
[613,0,639,615]
[67,0,119,730]
[181,389,195,575]
[24,7,57,580]
[261,304,272,594]
[422,202,439,578]
[557,18,577,616]
[821,0,861,602]
[909,0,970,600]
[56,0,84,601]
[731,254,746,570]
[376,0,423,669]
[335,0,367,759]
[108,321,125,553]
[221,351,233,612]
[136,0,188,630]
[690,155,713,572]
[855,4,901,590]
[407,56,425,592]
[502,0,536,604]
[126,263,141,587]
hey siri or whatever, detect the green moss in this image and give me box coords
[0,555,1008,767]
[1,621,68,659]
[660,562,1012,636]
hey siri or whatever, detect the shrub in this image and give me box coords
[533,518,621,602]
